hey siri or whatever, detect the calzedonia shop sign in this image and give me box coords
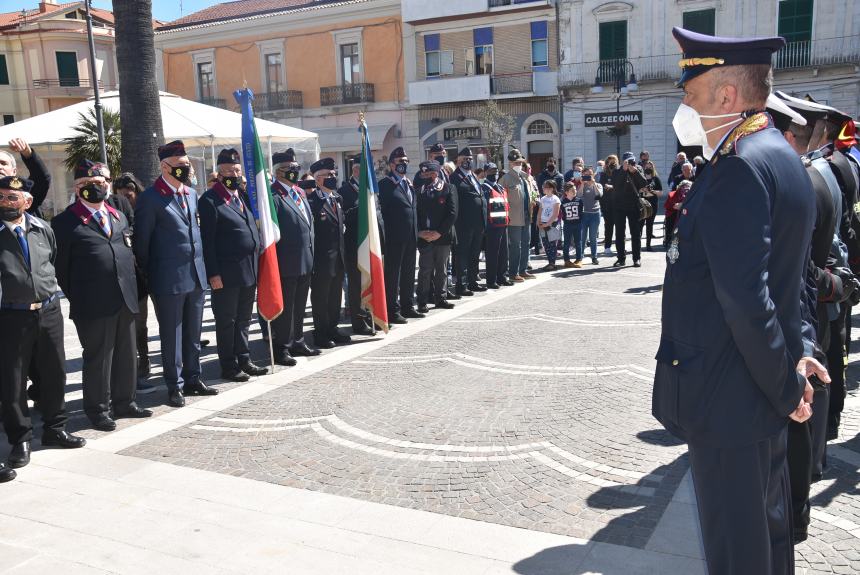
[584,111,643,128]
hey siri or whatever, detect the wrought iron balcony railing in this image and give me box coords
[33,78,111,89]
[320,83,375,106]
[775,36,860,69]
[198,97,227,109]
[257,90,303,111]
[491,72,534,95]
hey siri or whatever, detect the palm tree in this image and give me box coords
[112,0,164,187]
[62,107,122,176]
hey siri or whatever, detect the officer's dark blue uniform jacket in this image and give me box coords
[653,114,815,447]
[272,180,314,277]
[199,181,261,288]
[133,176,208,296]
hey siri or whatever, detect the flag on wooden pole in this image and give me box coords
[357,116,388,332]
[234,88,283,322]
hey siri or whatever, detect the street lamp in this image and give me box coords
[84,0,108,166]
[591,60,637,157]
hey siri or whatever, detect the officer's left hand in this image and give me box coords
[209,276,224,290]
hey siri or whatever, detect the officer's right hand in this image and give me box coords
[209,276,224,290]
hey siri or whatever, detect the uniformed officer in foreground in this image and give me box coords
[450,147,487,295]
[270,149,319,364]
[652,28,829,574]
[415,160,457,312]
[307,158,350,349]
[135,140,218,407]
[0,176,86,471]
[200,148,267,382]
[52,160,152,431]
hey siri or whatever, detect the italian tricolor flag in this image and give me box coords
[234,88,283,321]
[358,121,388,332]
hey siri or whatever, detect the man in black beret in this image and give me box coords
[652,27,828,574]
[51,160,152,431]
[307,157,350,348]
[416,160,457,312]
[135,140,217,408]
[0,175,87,472]
[449,147,487,295]
[378,146,421,323]
[199,149,267,382]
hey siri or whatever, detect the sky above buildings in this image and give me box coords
[14,1,218,23]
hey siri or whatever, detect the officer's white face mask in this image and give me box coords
[672,103,742,160]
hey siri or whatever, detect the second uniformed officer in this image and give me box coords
[415,160,457,313]
[0,176,86,471]
[52,160,152,431]
[307,158,350,349]
[200,148,268,382]
[270,149,319,363]
[652,28,829,574]
[450,148,488,295]
[134,140,218,407]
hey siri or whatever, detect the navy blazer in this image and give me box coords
[133,176,208,296]
[272,180,314,277]
[307,188,345,277]
[450,168,487,230]
[199,182,261,288]
[52,201,139,320]
[652,115,815,448]
[338,177,386,258]
[378,173,417,243]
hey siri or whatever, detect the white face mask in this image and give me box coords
[512,165,523,173]
[672,103,742,160]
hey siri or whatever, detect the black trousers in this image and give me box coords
[417,243,451,305]
[614,209,642,262]
[455,224,484,287]
[344,250,368,330]
[136,294,149,367]
[383,234,417,315]
[603,204,615,249]
[485,227,508,284]
[211,285,256,371]
[809,383,829,479]
[272,274,310,353]
[827,311,847,433]
[787,420,812,540]
[0,300,68,445]
[311,262,344,341]
[74,305,137,419]
[689,428,793,575]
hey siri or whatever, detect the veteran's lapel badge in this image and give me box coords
[667,234,680,265]
[123,232,133,248]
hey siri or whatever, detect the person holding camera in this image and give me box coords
[610,152,648,267]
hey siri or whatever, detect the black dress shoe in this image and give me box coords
[168,389,185,407]
[612,260,626,267]
[90,415,117,432]
[316,339,335,349]
[389,313,408,324]
[331,330,352,344]
[352,324,374,336]
[486,283,500,289]
[8,441,30,468]
[41,430,86,449]
[468,283,487,292]
[446,290,461,300]
[434,299,455,309]
[113,404,153,419]
[200,339,210,347]
[274,354,297,367]
[221,369,250,383]
[0,463,15,483]
[402,308,426,319]
[417,304,430,314]
[185,381,219,396]
[456,288,474,297]
[290,343,321,357]
[633,260,641,268]
[240,362,269,376]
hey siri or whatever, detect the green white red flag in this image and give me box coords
[358,120,388,332]
[234,88,283,321]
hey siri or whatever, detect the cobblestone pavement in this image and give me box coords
[4,228,860,573]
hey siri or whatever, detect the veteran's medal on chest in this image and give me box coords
[667,234,680,264]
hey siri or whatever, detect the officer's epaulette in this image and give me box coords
[718,112,771,158]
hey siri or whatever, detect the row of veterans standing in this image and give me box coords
[653,26,860,575]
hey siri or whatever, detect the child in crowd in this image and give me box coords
[560,182,584,268]
[537,180,561,271]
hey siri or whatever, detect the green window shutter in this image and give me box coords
[778,0,814,43]
[599,21,627,61]
[683,9,716,36]
[0,55,8,85]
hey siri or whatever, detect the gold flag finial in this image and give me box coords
[358,110,365,124]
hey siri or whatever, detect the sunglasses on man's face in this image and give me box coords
[0,193,24,203]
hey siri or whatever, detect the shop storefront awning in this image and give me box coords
[315,123,394,152]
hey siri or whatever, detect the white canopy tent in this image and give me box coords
[0,91,320,170]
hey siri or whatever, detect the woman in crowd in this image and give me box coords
[640,160,663,251]
[598,155,618,256]
[664,179,692,247]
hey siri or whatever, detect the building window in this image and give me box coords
[466,27,494,76]
[597,20,627,83]
[777,0,813,67]
[682,9,716,35]
[264,53,282,93]
[341,43,360,85]
[531,21,549,69]
[426,51,454,77]
[0,55,8,85]
[56,51,79,87]
[3,114,13,125]
[527,120,552,135]
[197,61,214,99]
